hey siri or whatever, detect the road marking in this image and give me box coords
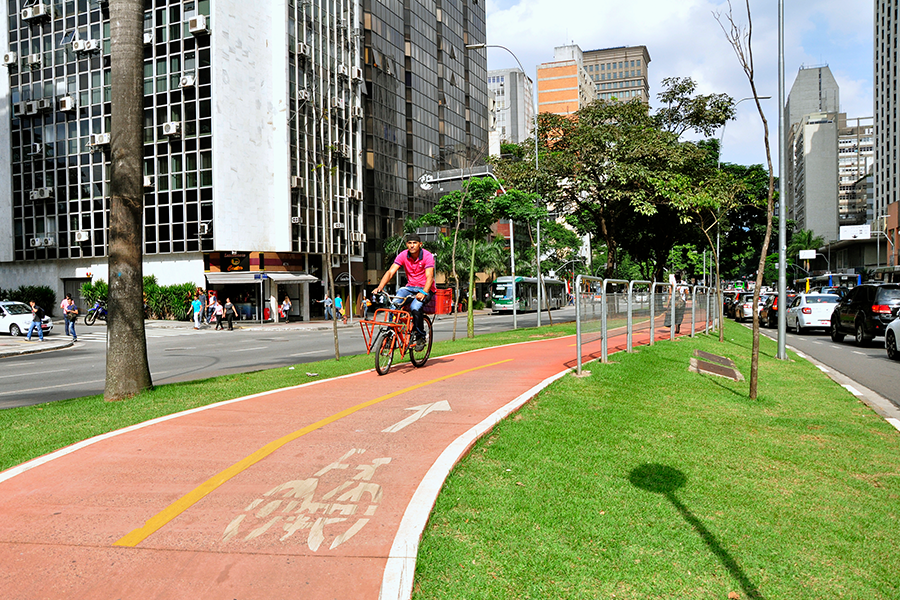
[887,418,900,433]
[843,384,862,396]
[816,365,829,373]
[113,358,513,548]
[290,350,322,357]
[0,378,105,397]
[230,346,268,352]
[0,368,70,380]
[382,401,452,433]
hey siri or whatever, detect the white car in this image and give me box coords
[886,315,900,361]
[786,293,840,334]
[0,301,54,337]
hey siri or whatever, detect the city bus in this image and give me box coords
[490,276,566,312]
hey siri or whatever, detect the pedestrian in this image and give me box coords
[60,293,74,338]
[207,290,217,323]
[358,289,371,320]
[26,300,45,341]
[64,295,79,342]
[334,295,346,323]
[318,293,333,320]
[192,294,203,329]
[664,273,686,334]
[213,299,224,330]
[224,297,238,330]
[281,295,292,323]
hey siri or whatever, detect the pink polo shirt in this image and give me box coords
[393,248,434,291]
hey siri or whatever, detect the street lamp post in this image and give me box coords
[466,42,542,326]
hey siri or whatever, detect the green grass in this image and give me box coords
[0,324,573,471]
[412,322,900,600]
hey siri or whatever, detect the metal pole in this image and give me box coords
[346,195,352,324]
[510,220,517,329]
[575,274,582,375]
[776,0,788,360]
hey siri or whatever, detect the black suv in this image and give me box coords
[830,284,900,344]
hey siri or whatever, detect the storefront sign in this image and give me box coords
[224,253,250,272]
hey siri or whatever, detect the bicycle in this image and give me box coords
[359,293,433,375]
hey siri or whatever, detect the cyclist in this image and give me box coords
[373,234,434,351]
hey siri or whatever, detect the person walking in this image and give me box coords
[224,297,238,330]
[213,299,224,330]
[63,295,79,342]
[60,293,74,338]
[192,294,203,329]
[334,295,345,323]
[25,300,45,341]
[318,293,333,320]
[281,295,292,323]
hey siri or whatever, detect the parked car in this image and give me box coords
[886,316,900,361]
[830,283,900,344]
[0,301,54,337]
[759,292,797,328]
[786,293,840,334]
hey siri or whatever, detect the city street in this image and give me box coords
[0,308,574,409]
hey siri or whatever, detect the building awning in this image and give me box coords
[205,272,264,284]
[264,272,319,283]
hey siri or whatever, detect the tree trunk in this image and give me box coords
[105,0,152,401]
[467,235,477,338]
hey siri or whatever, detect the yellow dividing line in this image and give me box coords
[114,358,513,548]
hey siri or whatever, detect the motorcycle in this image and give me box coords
[84,300,108,326]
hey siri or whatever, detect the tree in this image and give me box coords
[105,0,152,400]
[717,0,778,399]
[655,77,736,137]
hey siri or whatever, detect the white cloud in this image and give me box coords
[482,0,873,172]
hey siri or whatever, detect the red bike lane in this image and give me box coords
[0,328,680,599]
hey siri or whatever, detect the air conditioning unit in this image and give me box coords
[24,101,38,115]
[340,143,351,156]
[354,189,364,201]
[332,222,345,229]
[27,54,41,68]
[29,143,43,155]
[199,222,210,236]
[29,237,42,247]
[29,187,54,200]
[338,63,349,78]
[72,40,86,52]
[74,230,90,242]
[143,32,153,45]
[351,231,367,242]
[178,74,195,88]
[21,3,47,20]
[84,39,101,52]
[188,14,208,35]
[351,105,363,118]
[59,96,76,111]
[298,89,310,101]
[42,235,56,247]
[332,97,345,109]
[36,98,52,112]
[291,216,300,224]
[90,132,110,146]
[143,175,154,188]
[21,7,34,20]
[298,42,311,57]
[290,175,303,189]
[352,66,363,81]
[162,121,181,136]
[2,51,17,66]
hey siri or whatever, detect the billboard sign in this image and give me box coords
[839,225,870,241]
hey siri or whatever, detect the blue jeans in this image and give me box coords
[393,286,430,336]
[27,321,43,340]
[68,318,77,340]
[64,317,72,337]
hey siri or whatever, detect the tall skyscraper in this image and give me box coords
[582,45,650,104]
[0,0,487,309]
[875,0,899,268]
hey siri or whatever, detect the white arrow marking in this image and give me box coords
[382,401,452,433]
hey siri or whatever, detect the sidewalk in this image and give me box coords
[0,328,638,600]
[0,311,491,359]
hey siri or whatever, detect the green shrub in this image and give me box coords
[80,280,108,307]
[0,286,56,315]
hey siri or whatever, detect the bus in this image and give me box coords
[794,272,862,294]
[490,276,566,312]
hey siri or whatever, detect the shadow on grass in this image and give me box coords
[629,464,765,600]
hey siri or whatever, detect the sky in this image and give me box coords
[480,0,874,173]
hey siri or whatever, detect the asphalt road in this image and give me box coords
[0,309,569,409]
[757,323,900,409]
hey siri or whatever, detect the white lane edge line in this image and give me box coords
[843,384,862,396]
[887,418,900,433]
[229,346,268,352]
[378,367,570,600]
[817,365,829,373]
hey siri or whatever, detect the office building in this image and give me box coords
[875,0,899,270]
[837,116,873,225]
[536,44,595,116]
[487,68,534,154]
[582,45,650,103]
[0,0,488,315]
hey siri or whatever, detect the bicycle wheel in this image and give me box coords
[374,330,395,375]
[409,315,433,368]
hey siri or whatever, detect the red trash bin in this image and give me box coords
[263,307,271,321]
